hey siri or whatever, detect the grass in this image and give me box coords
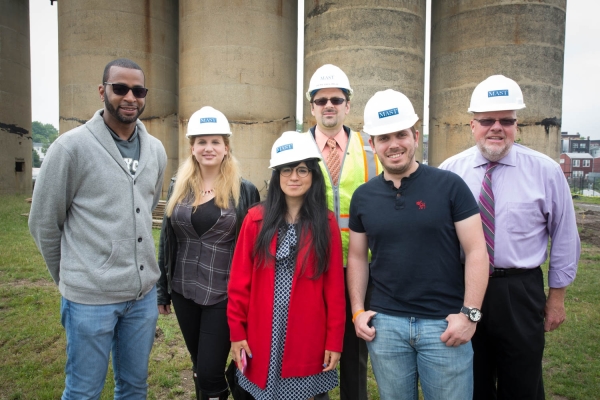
[0,194,598,399]
[572,194,600,205]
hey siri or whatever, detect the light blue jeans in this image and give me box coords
[366,313,473,400]
[60,287,158,400]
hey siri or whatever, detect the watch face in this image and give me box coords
[469,309,482,322]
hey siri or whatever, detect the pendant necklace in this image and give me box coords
[201,188,214,197]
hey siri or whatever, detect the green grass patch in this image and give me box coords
[573,195,600,205]
[1,194,598,399]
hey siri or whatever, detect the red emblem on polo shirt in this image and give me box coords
[416,200,426,210]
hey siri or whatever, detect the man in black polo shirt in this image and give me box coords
[347,89,489,400]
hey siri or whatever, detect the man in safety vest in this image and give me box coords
[304,64,379,400]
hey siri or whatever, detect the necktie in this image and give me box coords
[326,138,341,186]
[479,162,499,275]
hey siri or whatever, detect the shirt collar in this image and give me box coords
[314,126,348,153]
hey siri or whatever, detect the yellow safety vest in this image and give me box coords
[304,127,381,265]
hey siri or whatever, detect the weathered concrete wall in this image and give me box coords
[0,0,32,195]
[429,0,566,166]
[58,0,179,197]
[179,0,297,196]
[304,0,426,160]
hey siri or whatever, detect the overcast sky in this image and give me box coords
[30,1,599,139]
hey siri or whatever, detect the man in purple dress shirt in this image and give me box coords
[439,75,580,400]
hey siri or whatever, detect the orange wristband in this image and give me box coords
[352,309,365,323]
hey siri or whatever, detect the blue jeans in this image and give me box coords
[366,313,473,400]
[60,287,158,400]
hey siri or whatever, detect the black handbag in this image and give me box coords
[225,360,256,400]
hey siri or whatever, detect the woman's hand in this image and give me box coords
[158,304,171,315]
[322,350,341,372]
[231,340,253,371]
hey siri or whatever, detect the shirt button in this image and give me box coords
[140,265,144,270]
[138,237,142,242]
[136,208,140,213]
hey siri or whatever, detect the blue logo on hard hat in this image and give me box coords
[378,108,399,119]
[488,90,509,98]
[200,117,217,123]
[276,144,293,153]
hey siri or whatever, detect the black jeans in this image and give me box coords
[171,290,230,396]
[472,267,546,400]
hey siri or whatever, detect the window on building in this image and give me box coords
[572,143,579,149]
[573,159,580,167]
[573,170,584,177]
[584,160,591,167]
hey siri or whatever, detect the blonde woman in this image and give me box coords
[157,106,259,400]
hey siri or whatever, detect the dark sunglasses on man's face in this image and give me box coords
[104,82,149,99]
[312,97,346,106]
[474,118,517,127]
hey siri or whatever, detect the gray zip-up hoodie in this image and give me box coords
[29,110,167,305]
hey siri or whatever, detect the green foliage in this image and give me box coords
[32,149,41,168]
[31,121,58,153]
[573,195,600,205]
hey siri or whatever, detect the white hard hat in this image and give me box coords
[468,75,526,113]
[269,131,322,169]
[306,64,354,101]
[363,89,419,136]
[186,106,232,138]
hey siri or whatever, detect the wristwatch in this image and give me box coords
[460,306,482,322]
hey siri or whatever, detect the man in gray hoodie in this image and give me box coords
[29,58,167,399]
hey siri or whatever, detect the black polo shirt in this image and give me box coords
[349,163,479,319]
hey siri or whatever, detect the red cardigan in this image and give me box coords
[227,206,346,389]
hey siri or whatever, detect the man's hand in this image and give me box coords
[545,287,567,332]
[440,313,476,347]
[158,304,171,315]
[353,310,377,342]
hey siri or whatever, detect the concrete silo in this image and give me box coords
[57,0,179,197]
[0,0,32,194]
[303,0,427,160]
[429,0,567,166]
[179,0,297,195]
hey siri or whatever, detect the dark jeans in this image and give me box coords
[472,267,546,400]
[171,291,230,396]
[317,270,371,400]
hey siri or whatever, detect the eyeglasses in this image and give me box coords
[280,166,311,178]
[312,97,346,106]
[104,82,149,98]
[474,118,517,127]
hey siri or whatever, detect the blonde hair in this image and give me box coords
[166,135,241,216]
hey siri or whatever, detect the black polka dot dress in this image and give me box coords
[237,224,338,400]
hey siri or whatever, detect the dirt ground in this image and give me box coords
[575,203,600,247]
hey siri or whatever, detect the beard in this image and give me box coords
[104,97,144,124]
[381,147,416,176]
[476,140,512,162]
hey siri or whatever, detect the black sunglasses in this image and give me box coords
[312,97,346,106]
[104,82,149,98]
[474,118,517,127]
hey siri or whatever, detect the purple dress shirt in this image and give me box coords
[439,143,580,288]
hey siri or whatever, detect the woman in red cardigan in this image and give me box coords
[227,131,346,400]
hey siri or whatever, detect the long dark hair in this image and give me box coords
[253,159,331,278]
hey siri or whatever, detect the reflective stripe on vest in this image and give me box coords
[303,128,380,265]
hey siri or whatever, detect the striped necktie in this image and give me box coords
[326,138,341,186]
[479,162,499,275]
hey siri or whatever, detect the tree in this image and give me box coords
[32,121,58,153]
[32,149,42,168]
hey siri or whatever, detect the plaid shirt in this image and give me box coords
[170,196,237,305]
